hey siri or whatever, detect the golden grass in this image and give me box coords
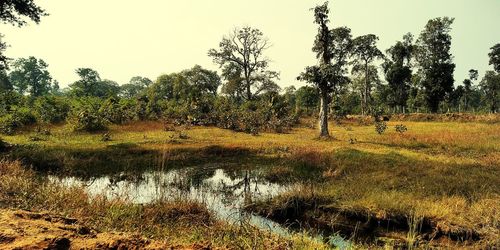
[1,117,499,248]
[0,160,328,249]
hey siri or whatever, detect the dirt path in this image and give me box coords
[0,209,209,250]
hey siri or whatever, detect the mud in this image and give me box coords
[0,209,211,250]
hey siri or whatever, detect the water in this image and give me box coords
[49,166,290,235]
[49,164,349,248]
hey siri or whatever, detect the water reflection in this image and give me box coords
[49,167,289,236]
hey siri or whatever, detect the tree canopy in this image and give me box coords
[415,17,456,113]
[208,26,279,100]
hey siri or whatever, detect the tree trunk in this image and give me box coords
[364,62,369,116]
[319,89,329,137]
[246,82,252,100]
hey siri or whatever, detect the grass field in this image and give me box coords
[1,117,499,248]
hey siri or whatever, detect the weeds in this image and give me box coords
[395,124,408,134]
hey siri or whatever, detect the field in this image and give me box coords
[1,115,499,249]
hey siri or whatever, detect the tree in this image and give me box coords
[462,69,478,111]
[69,68,119,98]
[295,86,319,115]
[351,64,380,114]
[9,56,57,97]
[415,17,456,113]
[208,26,279,100]
[120,76,152,98]
[0,69,12,92]
[181,65,221,97]
[0,35,7,71]
[220,62,245,101]
[69,68,101,97]
[480,71,499,113]
[298,2,352,137]
[489,43,500,73]
[382,33,414,113]
[0,0,47,69]
[351,34,384,115]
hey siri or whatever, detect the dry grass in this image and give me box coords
[1,116,499,248]
[0,160,327,249]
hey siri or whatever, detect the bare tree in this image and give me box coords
[208,27,279,100]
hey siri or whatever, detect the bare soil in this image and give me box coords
[0,209,211,250]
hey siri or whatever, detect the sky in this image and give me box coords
[1,0,499,89]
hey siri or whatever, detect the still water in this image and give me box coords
[49,164,349,249]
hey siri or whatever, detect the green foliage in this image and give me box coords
[0,107,36,135]
[33,96,70,124]
[69,98,107,132]
[120,76,152,98]
[415,17,456,113]
[489,43,500,73]
[295,86,319,116]
[69,68,119,98]
[375,121,387,135]
[299,2,353,137]
[9,56,57,97]
[479,71,500,113]
[383,33,414,112]
[99,97,137,124]
[395,124,408,134]
[208,27,279,100]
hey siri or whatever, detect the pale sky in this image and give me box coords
[1,0,499,89]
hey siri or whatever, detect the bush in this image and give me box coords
[33,96,70,124]
[0,108,36,135]
[99,97,136,124]
[375,121,387,135]
[69,99,107,132]
[395,124,408,134]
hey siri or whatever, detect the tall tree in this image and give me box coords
[298,2,352,137]
[120,76,152,98]
[415,17,456,113]
[0,69,12,92]
[351,65,380,113]
[462,69,478,111]
[220,62,245,101]
[489,43,500,73]
[0,0,47,69]
[69,68,119,98]
[351,34,384,115]
[9,56,56,97]
[382,33,414,113]
[181,65,221,97]
[208,26,279,100]
[0,35,8,70]
[479,71,499,113]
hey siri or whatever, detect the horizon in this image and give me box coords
[1,0,499,89]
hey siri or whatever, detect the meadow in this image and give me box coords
[1,115,499,249]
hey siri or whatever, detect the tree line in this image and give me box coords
[0,1,498,137]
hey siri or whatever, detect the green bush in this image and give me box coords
[69,98,107,132]
[33,96,70,124]
[99,97,136,124]
[0,108,36,135]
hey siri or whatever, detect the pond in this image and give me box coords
[48,163,350,249]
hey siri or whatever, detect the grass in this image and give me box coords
[1,116,499,248]
[0,160,327,249]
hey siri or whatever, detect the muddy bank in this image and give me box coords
[0,209,211,250]
[246,194,493,249]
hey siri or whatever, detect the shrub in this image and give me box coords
[375,121,387,135]
[395,124,408,134]
[69,98,107,132]
[99,97,136,124]
[0,108,36,135]
[33,96,70,124]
